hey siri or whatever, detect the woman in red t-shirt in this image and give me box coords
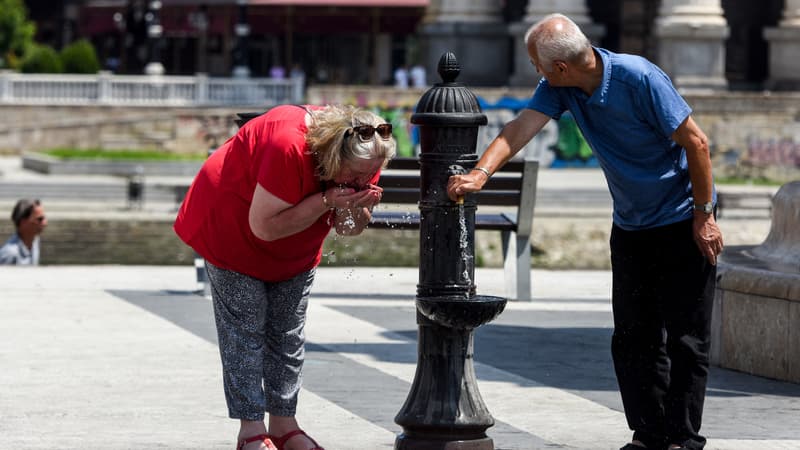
[174,104,395,450]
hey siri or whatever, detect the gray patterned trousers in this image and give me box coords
[205,261,315,421]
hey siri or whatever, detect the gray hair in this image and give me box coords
[524,13,592,72]
[305,104,396,181]
[11,199,40,228]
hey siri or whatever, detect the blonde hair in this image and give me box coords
[305,104,397,181]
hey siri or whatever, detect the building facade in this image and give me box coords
[24,0,800,90]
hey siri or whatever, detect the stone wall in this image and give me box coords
[0,215,598,268]
[307,86,800,182]
[0,218,195,266]
[2,88,797,181]
[688,92,800,182]
[0,105,242,155]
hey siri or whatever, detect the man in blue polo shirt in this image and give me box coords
[447,13,723,450]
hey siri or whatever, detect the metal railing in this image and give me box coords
[0,71,304,107]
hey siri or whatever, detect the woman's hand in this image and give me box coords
[325,184,382,210]
[327,184,383,235]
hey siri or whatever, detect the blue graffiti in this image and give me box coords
[372,96,598,168]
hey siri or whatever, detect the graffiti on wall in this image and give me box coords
[717,135,800,181]
[745,136,800,166]
[477,96,598,168]
[365,96,597,168]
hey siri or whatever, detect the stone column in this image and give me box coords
[654,0,729,90]
[144,0,164,76]
[417,0,509,86]
[508,1,605,88]
[764,0,800,90]
[231,0,250,78]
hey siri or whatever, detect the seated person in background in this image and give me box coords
[0,199,48,265]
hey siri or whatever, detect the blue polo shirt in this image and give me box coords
[528,47,714,230]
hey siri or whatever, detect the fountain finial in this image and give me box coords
[437,52,460,84]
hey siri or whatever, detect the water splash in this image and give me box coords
[338,208,357,230]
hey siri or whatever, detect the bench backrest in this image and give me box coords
[377,157,539,234]
[752,181,800,267]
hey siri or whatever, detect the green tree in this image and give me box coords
[61,39,101,74]
[0,0,36,69]
[19,43,62,73]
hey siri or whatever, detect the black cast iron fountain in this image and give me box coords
[394,52,507,450]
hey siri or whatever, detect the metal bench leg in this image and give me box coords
[501,231,532,301]
[195,253,210,297]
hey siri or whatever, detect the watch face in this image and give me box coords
[696,202,713,213]
[705,203,713,214]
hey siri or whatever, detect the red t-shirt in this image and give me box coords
[174,104,334,282]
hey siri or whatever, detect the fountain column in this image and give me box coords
[394,52,507,450]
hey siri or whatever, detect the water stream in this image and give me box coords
[457,203,472,287]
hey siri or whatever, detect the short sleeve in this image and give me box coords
[638,68,692,138]
[527,78,567,120]
[256,130,307,205]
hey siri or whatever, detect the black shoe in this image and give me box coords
[620,444,647,450]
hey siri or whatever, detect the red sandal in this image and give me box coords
[271,429,325,450]
[236,434,278,450]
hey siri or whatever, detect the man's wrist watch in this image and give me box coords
[694,201,713,214]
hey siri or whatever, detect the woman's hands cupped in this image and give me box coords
[326,184,383,210]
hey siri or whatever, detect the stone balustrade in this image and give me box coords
[0,71,303,107]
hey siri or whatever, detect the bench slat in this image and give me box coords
[370,211,516,231]
[378,173,523,191]
[385,157,525,173]
[716,191,773,217]
[380,190,521,206]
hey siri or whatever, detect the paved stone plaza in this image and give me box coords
[1,266,799,450]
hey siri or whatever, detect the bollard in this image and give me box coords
[394,52,507,450]
[126,165,145,210]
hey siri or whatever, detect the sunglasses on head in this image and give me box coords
[347,123,393,141]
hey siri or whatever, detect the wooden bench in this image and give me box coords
[171,155,540,301]
[370,157,540,302]
[716,191,773,218]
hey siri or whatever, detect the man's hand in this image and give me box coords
[692,213,724,265]
[447,170,489,202]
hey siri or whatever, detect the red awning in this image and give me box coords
[106,0,428,6]
[249,0,428,6]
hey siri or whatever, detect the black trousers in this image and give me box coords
[610,218,716,450]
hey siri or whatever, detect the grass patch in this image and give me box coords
[43,148,206,161]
